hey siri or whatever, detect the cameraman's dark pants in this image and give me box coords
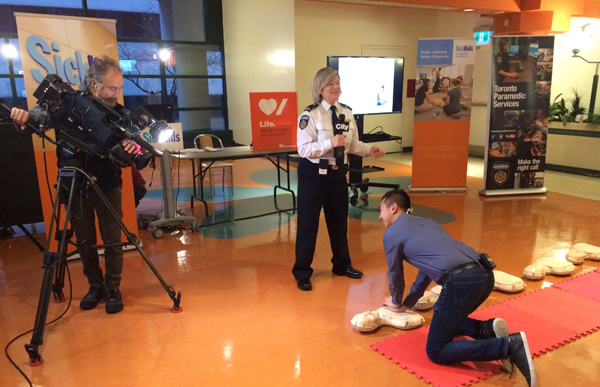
[71,186,124,290]
[293,158,352,281]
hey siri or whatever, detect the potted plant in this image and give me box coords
[549,90,586,126]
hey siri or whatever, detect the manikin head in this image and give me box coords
[84,56,124,108]
[379,189,412,229]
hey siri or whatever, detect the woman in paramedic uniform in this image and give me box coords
[292,67,385,291]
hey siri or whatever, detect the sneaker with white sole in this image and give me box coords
[486,318,515,373]
[507,332,535,387]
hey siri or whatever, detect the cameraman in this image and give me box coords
[11,56,135,314]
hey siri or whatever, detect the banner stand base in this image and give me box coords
[478,187,548,197]
[409,185,468,193]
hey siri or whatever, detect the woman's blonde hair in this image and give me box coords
[311,67,339,104]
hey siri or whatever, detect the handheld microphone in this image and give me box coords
[334,113,346,163]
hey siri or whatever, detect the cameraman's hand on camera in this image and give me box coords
[11,108,30,131]
[122,139,137,154]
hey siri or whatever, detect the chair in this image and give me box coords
[193,134,234,198]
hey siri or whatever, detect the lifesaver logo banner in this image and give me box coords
[250,92,297,151]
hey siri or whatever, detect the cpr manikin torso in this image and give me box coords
[566,243,600,264]
[351,308,425,332]
[524,257,576,280]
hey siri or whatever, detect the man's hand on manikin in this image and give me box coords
[383,296,408,313]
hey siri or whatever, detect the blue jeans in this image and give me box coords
[426,265,509,364]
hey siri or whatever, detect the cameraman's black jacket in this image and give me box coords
[29,104,125,191]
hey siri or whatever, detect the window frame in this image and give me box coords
[0,0,230,143]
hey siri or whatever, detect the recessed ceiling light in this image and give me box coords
[464,9,474,12]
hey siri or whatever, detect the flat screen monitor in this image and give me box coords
[508,45,519,54]
[327,56,404,115]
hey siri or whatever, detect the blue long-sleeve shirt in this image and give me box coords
[383,213,481,307]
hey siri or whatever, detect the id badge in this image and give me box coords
[319,159,328,175]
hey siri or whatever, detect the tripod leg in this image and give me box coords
[86,171,182,312]
[25,255,56,366]
[25,170,78,365]
[51,202,70,303]
[52,257,67,303]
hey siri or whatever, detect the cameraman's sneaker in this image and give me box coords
[105,288,124,314]
[507,332,535,387]
[80,285,106,310]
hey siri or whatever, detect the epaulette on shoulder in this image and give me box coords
[304,103,319,112]
[339,102,352,110]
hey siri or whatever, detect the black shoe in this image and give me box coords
[507,332,535,387]
[334,267,363,279]
[483,318,514,372]
[105,288,124,314]
[296,279,312,291]
[80,285,106,310]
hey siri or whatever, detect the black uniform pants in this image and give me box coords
[293,158,352,280]
[70,185,124,290]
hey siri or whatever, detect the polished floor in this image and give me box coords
[1,153,600,387]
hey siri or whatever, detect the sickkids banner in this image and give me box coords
[249,92,297,151]
[411,38,476,191]
[480,36,554,196]
[15,13,138,250]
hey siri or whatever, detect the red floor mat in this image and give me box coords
[371,327,502,387]
[470,304,578,356]
[554,270,600,304]
[371,272,600,387]
[504,286,600,336]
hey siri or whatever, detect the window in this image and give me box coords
[0,0,228,144]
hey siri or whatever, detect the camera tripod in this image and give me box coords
[25,166,182,367]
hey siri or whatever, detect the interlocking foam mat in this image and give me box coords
[371,269,600,387]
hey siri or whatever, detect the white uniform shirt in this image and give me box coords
[296,100,372,165]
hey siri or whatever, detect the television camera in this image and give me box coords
[30,74,171,169]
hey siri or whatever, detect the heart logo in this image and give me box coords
[259,98,277,115]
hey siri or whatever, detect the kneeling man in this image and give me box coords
[378,189,535,387]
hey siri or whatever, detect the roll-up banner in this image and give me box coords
[410,38,476,192]
[15,13,138,251]
[480,36,554,196]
